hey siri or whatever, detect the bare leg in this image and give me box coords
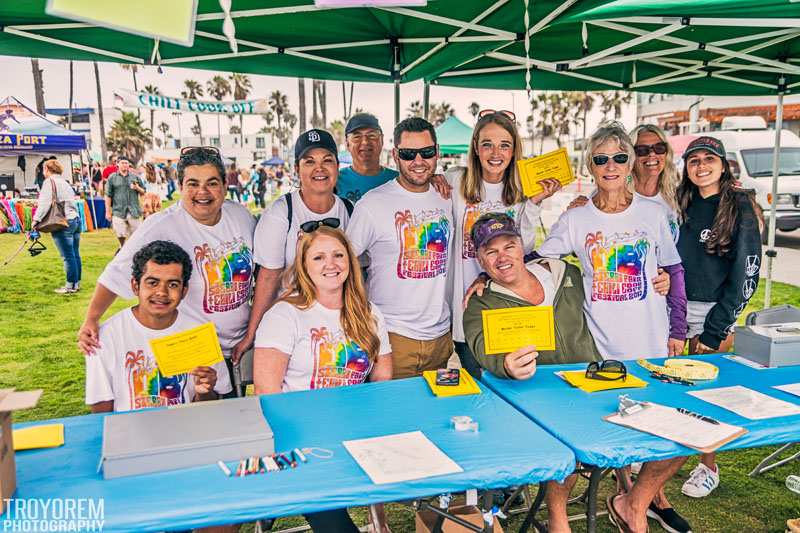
[613,456,688,533]
[546,474,578,533]
[700,452,717,470]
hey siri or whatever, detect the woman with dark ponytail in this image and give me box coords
[676,135,762,499]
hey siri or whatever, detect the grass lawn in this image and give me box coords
[1,228,799,532]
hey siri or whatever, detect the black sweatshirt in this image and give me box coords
[677,191,762,349]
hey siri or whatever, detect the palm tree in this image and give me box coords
[599,91,632,121]
[298,78,307,132]
[311,80,327,128]
[181,79,204,144]
[468,102,480,123]
[30,59,46,114]
[93,61,107,161]
[429,102,455,127]
[329,119,345,148]
[229,73,252,145]
[341,81,354,121]
[67,61,74,130]
[206,75,231,144]
[406,100,423,118]
[269,91,289,141]
[157,121,170,146]
[143,85,161,147]
[107,111,151,164]
[121,64,141,118]
[261,111,275,148]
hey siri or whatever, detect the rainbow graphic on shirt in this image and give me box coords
[309,327,371,389]
[124,349,187,409]
[394,208,450,279]
[462,202,516,259]
[584,230,650,302]
[194,237,253,313]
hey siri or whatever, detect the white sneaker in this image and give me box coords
[54,286,77,295]
[630,462,642,475]
[681,463,720,498]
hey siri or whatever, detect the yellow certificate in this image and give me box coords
[481,306,556,355]
[517,147,576,197]
[149,322,224,377]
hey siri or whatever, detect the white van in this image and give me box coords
[711,116,800,241]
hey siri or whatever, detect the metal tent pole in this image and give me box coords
[394,81,400,127]
[764,78,785,309]
[423,81,430,120]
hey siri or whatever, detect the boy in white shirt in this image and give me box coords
[85,240,231,412]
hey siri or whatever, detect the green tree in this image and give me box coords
[181,79,204,144]
[406,100,423,118]
[468,102,480,123]
[429,102,455,127]
[206,75,231,144]
[599,90,632,121]
[142,85,160,147]
[269,91,289,147]
[107,111,151,164]
[157,121,170,147]
[329,119,345,148]
[229,73,252,145]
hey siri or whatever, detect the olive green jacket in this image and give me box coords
[463,257,601,379]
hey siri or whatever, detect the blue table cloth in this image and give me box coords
[86,197,109,229]
[482,354,800,468]
[4,378,575,532]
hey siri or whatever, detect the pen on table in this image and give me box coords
[677,407,720,425]
[217,460,231,477]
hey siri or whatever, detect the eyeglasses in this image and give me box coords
[585,360,627,381]
[180,146,221,157]
[300,218,341,233]
[397,146,437,161]
[591,153,630,166]
[633,142,668,157]
[479,109,516,121]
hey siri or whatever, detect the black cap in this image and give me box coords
[683,136,726,160]
[294,129,338,161]
[345,113,382,135]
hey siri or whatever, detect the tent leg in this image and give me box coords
[423,81,430,121]
[394,81,400,128]
[765,85,784,309]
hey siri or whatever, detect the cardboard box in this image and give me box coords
[0,389,42,515]
[416,505,504,533]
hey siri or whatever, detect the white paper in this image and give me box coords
[722,354,768,370]
[606,403,745,451]
[774,383,800,399]
[343,431,463,484]
[689,385,800,420]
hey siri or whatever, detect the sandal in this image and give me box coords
[606,494,640,533]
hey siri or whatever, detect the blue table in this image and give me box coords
[4,378,576,532]
[482,354,800,531]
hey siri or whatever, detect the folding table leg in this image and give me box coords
[585,467,604,533]
[483,490,495,533]
[420,502,484,533]
[749,443,800,476]
[517,482,547,533]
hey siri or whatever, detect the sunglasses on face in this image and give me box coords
[634,142,668,157]
[300,218,341,233]
[585,360,627,381]
[592,153,630,166]
[397,146,437,161]
[478,109,516,121]
[180,146,221,157]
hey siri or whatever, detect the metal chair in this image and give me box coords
[232,348,254,398]
[745,305,800,476]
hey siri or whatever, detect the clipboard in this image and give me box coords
[516,147,576,197]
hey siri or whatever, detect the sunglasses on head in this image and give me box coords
[478,109,516,121]
[397,146,437,161]
[180,146,221,157]
[585,359,627,381]
[592,153,629,166]
[300,218,341,233]
[634,142,668,157]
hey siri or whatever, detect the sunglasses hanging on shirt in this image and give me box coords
[300,218,341,233]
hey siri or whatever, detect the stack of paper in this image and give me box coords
[605,402,746,452]
[423,370,481,397]
[558,370,647,393]
[13,424,64,451]
[689,385,800,420]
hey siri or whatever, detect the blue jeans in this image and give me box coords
[51,217,82,287]
[166,179,176,200]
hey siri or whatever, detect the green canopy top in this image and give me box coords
[1,0,800,96]
[435,115,473,154]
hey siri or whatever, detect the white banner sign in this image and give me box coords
[113,89,269,115]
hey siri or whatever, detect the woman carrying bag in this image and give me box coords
[33,159,82,294]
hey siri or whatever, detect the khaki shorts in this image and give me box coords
[112,214,142,238]
[387,331,453,379]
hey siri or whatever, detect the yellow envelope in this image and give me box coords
[517,147,576,197]
[423,370,481,397]
[13,424,64,451]
[558,370,648,393]
[149,322,224,377]
[482,306,555,355]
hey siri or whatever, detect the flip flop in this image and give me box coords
[606,494,636,533]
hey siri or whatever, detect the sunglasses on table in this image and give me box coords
[585,360,627,381]
[478,109,516,121]
[397,146,437,161]
[591,152,630,166]
[300,218,341,233]
[633,142,668,157]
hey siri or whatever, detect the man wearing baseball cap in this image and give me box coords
[104,155,146,248]
[337,112,399,203]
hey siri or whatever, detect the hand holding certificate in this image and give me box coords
[517,147,576,197]
[482,306,556,354]
[149,322,224,377]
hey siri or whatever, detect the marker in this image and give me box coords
[677,407,720,425]
[293,448,308,463]
[217,461,231,477]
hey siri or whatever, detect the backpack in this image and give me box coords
[283,192,354,233]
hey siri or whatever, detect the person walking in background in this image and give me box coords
[165,159,177,201]
[33,159,82,294]
[142,162,163,219]
[105,156,145,248]
[226,163,242,202]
